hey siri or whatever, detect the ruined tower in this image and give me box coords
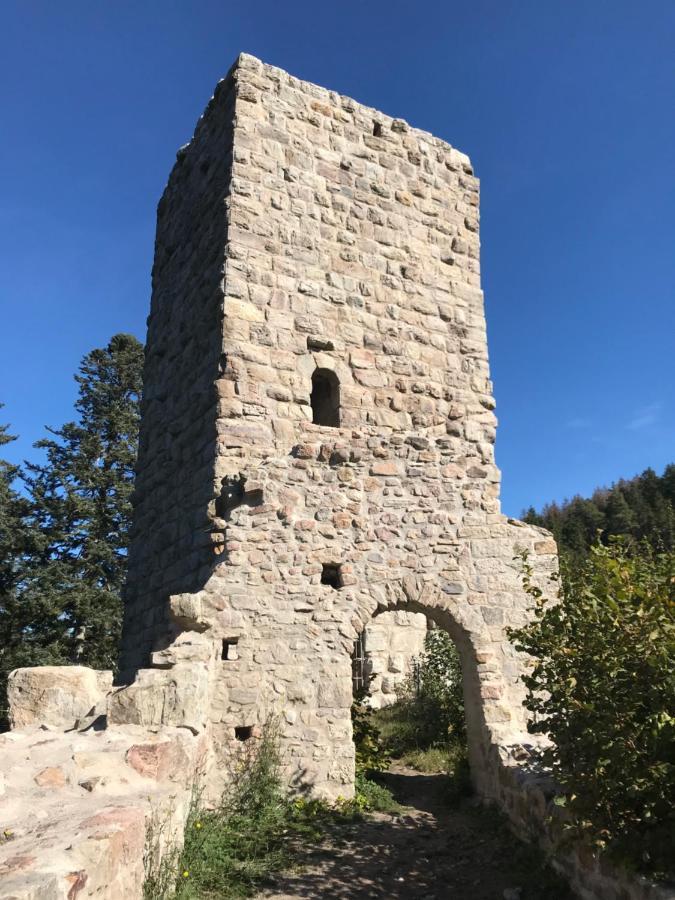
[114,53,557,800]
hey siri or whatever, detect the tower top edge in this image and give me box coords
[212,52,473,171]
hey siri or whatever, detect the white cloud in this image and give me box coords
[627,402,661,430]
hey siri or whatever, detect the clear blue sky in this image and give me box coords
[1,0,673,516]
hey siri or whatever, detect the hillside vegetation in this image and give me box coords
[523,465,675,560]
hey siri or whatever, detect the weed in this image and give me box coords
[353,774,402,813]
[144,725,365,899]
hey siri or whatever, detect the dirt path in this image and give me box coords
[258,766,570,900]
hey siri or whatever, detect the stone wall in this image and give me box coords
[0,669,204,900]
[2,55,672,900]
[119,70,237,677]
[363,611,428,708]
[115,52,559,802]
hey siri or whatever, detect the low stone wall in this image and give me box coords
[3,667,672,900]
[0,668,205,900]
[492,739,674,900]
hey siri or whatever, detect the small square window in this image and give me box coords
[321,563,342,589]
[235,725,253,742]
[221,638,239,661]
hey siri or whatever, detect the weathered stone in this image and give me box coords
[125,739,189,781]
[108,662,209,734]
[33,767,66,789]
[1,54,663,900]
[8,667,112,730]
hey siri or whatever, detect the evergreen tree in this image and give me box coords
[20,334,143,674]
[604,487,637,539]
[0,410,37,724]
[561,496,604,559]
[523,463,675,560]
[661,464,675,505]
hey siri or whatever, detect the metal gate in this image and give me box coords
[351,631,367,695]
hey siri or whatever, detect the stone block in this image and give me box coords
[8,667,113,730]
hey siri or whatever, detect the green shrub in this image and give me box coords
[145,726,345,899]
[351,773,402,813]
[409,628,465,745]
[351,685,390,775]
[508,541,675,878]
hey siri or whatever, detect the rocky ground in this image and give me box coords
[258,764,571,900]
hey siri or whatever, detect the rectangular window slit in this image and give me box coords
[221,638,239,661]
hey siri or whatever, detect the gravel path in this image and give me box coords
[258,766,571,900]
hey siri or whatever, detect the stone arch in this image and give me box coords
[349,575,510,796]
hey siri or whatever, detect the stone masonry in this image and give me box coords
[115,52,559,802]
[2,55,672,900]
[362,611,428,708]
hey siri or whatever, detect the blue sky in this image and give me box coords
[1,0,673,516]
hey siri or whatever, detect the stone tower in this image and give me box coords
[114,53,557,800]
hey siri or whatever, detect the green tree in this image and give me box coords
[0,410,38,724]
[523,464,675,561]
[509,542,675,877]
[20,334,143,674]
[560,497,604,561]
[604,487,637,539]
[412,628,465,743]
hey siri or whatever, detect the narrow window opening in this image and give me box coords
[244,488,263,506]
[352,631,367,695]
[311,368,340,427]
[221,638,239,661]
[235,725,253,742]
[373,121,383,137]
[321,563,342,589]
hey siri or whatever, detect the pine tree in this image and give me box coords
[604,487,638,539]
[560,497,604,560]
[0,410,37,724]
[523,463,675,559]
[21,334,144,673]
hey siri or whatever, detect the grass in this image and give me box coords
[365,698,473,803]
[353,773,402,813]
[144,727,398,899]
[399,743,462,774]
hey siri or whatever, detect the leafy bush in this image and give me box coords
[351,684,390,775]
[369,629,466,760]
[508,541,675,878]
[352,773,401,813]
[410,628,465,744]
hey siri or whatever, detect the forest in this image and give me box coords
[523,465,675,560]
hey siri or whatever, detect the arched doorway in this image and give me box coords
[347,574,515,800]
[351,600,486,794]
